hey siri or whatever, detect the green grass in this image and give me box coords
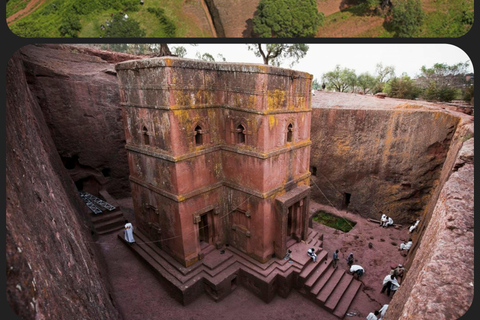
[420,0,474,37]
[6,0,30,18]
[312,211,356,232]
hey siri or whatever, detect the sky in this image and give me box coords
[176,44,473,81]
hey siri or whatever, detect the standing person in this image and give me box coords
[390,276,400,295]
[381,274,396,296]
[332,249,339,268]
[307,248,317,262]
[124,220,135,243]
[346,252,354,266]
[366,310,380,320]
[378,304,389,320]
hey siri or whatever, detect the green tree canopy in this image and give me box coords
[384,74,420,100]
[102,15,146,37]
[253,0,324,37]
[357,72,376,94]
[247,44,309,67]
[416,62,470,102]
[322,65,357,92]
[390,0,425,37]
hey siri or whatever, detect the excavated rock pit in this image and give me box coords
[5,45,474,320]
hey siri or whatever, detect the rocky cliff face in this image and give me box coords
[6,49,121,320]
[310,93,459,224]
[385,120,474,320]
[19,44,141,198]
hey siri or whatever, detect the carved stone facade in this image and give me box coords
[116,58,313,267]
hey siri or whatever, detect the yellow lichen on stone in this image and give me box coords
[267,90,286,110]
[268,115,277,130]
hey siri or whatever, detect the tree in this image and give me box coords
[59,13,82,37]
[312,79,321,90]
[390,0,425,37]
[322,65,357,92]
[253,0,324,37]
[384,74,420,100]
[373,63,395,93]
[171,46,187,58]
[247,44,309,67]
[416,62,470,102]
[357,72,376,94]
[196,52,215,62]
[103,15,146,37]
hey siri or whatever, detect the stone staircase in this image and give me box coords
[117,227,361,318]
[82,190,125,235]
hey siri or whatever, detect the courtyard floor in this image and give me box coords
[96,198,411,320]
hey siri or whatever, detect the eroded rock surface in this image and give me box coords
[19,44,142,198]
[6,49,121,320]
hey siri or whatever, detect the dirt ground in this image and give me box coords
[96,198,410,320]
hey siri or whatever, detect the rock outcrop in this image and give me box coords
[19,44,142,198]
[310,92,459,224]
[6,49,121,320]
[385,120,474,320]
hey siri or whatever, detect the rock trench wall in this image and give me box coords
[310,107,458,224]
[19,44,141,199]
[6,48,121,320]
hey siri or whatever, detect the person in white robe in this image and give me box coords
[366,310,379,320]
[378,304,389,320]
[380,214,387,227]
[399,239,412,250]
[409,220,420,233]
[307,248,317,262]
[350,264,365,278]
[124,220,135,243]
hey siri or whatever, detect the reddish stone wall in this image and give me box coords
[385,118,474,319]
[19,44,141,198]
[310,104,458,224]
[6,50,120,320]
[116,58,312,266]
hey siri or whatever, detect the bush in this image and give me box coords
[102,15,146,37]
[390,0,425,37]
[147,7,176,37]
[59,13,82,37]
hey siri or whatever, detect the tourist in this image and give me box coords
[350,264,364,279]
[346,252,354,266]
[307,248,317,262]
[381,274,399,296]
[124,220,135,244]
[378,304,389,320]
[366,310,380,320]
[409,220,420,233]
[332,249,339,268]
[399,238,412,250]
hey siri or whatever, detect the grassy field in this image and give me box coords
[312,211,356,232]
[8,0,213,38]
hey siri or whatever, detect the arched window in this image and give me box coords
[194,125,203,146]
[287,123,293,143]
[236,124,246,144]
[142,126,150,145]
